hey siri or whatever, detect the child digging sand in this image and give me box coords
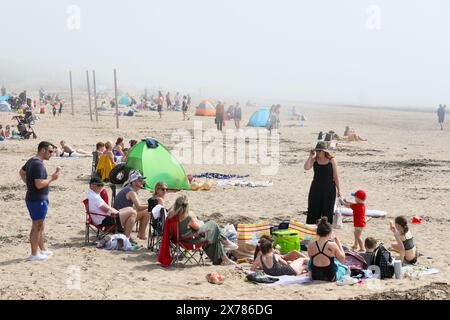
[340,189,366,252]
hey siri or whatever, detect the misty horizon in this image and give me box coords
[1,0,449,108]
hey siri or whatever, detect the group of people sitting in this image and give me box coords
[250,215,417,282]
[87,174,239,265]
[94,137,138,181]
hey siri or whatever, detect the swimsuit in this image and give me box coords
[260,254,296,276]
[309,240,337,282]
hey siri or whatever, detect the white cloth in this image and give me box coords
[104,234,133,251]
[216,179,273,188]
[151,204,166,219]
[86,189,109,225]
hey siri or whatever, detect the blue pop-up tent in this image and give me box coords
[0,95,9,101]
[119,95,131,105]
[247,108,270,127]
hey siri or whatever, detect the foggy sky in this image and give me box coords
[1,0,449,107]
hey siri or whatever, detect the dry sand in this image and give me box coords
[0,98,449,300]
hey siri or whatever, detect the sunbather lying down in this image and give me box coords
[335,127,367,142]
[58,140,92,157]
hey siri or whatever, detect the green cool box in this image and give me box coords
[273,229,300,253]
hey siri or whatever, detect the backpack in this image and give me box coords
[371,244,395,279]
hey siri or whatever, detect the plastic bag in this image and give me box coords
[223,224,237,242]
[333,202,343,229]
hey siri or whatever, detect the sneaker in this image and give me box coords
[27,253,48,262]
[40,250,53,257]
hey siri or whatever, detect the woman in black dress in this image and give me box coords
[304,141,342,224]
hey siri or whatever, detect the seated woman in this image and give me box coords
[168,195,237,266]
[342,126,367,142]
[0,125,5,140]
[59,140,91,157]
[307,217,349,282]
[389,216,418,264]
[251,238,308,276]
[253,235,308,263]
[4,125,10,139]
[113,137,125,158]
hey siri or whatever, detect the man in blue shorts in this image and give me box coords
[20,141,61,261]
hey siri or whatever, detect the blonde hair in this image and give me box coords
[153,181,168,196]
[173,195,189,220]
[105,141,112,150]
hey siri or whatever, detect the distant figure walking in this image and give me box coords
[234,102,242,129]
[58,102,63,116]
[182,96,190,120]
[52,105,57,117]
[215,100,225,131]
[437,104,446,130]
[166,92,172,110]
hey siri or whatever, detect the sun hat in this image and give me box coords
[314,141,330,152]
[351,190,367,201]
[129,172,147,183]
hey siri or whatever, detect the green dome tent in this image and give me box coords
[109,138,190,190]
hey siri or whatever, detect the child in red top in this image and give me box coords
[340,190,366,252]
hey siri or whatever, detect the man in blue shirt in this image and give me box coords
[20,141,61,261]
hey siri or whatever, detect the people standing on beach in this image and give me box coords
[52,105,57,117]
[166,92,172,111]
[340,189,367,252]
[234,102,242,129]
[174,92,180,107]
[58,102,63,116]
[437,104,446,130]
[304,141,342,224]
[157,93,163,119]
[215,100,225,131]
[19,141,61,261]
[182,96,190,120]
[187,94,191,108]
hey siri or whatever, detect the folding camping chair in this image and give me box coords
[168,215,209,266]
[83,189,118,244]
[148,205,166,252]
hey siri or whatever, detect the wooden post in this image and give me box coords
[92,70,98,122]
[86,70,93,121]
[69,71,74,116]
[114,69,119,129]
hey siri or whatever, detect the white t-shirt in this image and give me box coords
[87,188,109,225]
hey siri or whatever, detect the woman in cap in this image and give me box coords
[304,141,342,224]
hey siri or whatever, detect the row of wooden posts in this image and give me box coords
[68,69,120,128]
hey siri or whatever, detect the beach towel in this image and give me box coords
[237,221,271,246]
[158,216,172,267]
[288,220,319,241]
[216,179,273,187]
[96,154,116,181]
[266,274,312,286]
[193,172,250,179]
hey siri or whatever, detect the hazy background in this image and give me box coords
[0,0,449,107]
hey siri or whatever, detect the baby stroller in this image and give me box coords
[12,113,37,139]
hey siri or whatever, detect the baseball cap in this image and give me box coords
[351,190,367,201]
[129,172,147,183]
[89,176,105,186]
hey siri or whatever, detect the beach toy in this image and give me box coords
[335,207,387,217]
[411,216,423,224]
[206,272,224,285]
[272,229,300,254]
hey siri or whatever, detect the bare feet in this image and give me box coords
[138,235,147,240]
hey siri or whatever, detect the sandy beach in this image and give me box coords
[0,98,449,300]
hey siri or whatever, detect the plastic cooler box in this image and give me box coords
[273,229,300,253]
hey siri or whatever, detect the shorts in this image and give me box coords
[354,226,365,232]
[102,214,123,231]
[26,199,49,221]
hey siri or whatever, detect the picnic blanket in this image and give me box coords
[216,179,273,187]
[193,172,250,179]
[243,270,312,285]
